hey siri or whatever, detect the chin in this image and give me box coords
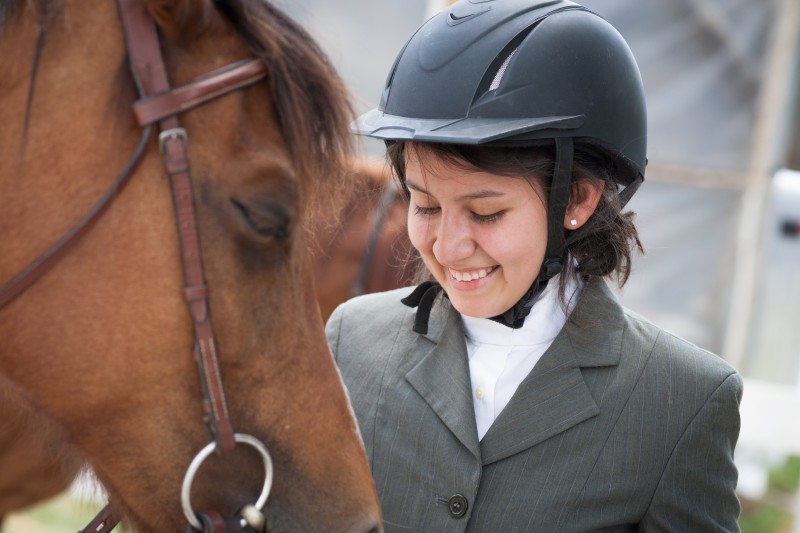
[450,300,503,320]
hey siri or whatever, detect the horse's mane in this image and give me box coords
[1,0,59,155]
[215,0,356,200]
[2,0,356,203]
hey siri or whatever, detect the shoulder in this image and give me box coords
[613,299,743,435]
[622,305,741,393]
[326,287,415,336]
[325,286,417,361]
[572,279,741,402]
[331,286,414,322]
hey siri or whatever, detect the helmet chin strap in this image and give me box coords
[488,137,573,329]
[403,138,575,333]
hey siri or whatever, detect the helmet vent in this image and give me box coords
[489,47,518,91]
[474,23,538,100]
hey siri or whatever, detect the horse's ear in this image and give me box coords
[143,0,214,44]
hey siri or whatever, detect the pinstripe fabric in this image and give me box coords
[327,279,742,532]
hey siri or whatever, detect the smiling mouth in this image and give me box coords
[448,266,497,282]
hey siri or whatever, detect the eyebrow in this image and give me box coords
[405,179,506,201]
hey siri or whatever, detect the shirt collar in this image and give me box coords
[460,274,582,347]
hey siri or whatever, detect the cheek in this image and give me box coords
[497,212,548,269]
[406,212,430,253]
[519,222,549,268]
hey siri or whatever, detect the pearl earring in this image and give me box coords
[569,218,578,227]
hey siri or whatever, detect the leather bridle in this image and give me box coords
[0,1,275,531]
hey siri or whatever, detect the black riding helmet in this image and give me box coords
[354,0,647,331]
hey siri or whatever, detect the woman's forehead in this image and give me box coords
[404,161,541,202]
[410,147,544,188]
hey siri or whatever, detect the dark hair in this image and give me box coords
[386,139,644,307]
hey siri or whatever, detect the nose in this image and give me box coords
[432,212,475,265]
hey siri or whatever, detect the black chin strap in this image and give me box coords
[401,281,443,334]
[402,138,575,333]
[489,137,573,327]
[487,278,545,329]
[541,137,573,278]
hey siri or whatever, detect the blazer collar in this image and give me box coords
[405,279,625,464]
[560,277,625,368]
[405,293,482,459]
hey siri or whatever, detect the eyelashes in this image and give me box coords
[472,211,505,224]
[413,205,439,216]
[232,198,291,241]
[413,205,506,224]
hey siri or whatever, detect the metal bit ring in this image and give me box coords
[181,433,273,530]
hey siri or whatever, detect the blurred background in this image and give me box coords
[5,0,799,531]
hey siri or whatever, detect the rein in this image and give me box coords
[0,1,274,531]
[349,180,401,299]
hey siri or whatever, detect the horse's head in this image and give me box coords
[0,0,382,530]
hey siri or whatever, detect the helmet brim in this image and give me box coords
[353,108,585,145]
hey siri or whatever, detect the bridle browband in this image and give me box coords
[0,1,274,531]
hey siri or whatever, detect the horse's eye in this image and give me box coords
[231,198,291,241]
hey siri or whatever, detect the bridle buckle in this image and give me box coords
[159,127,188,155]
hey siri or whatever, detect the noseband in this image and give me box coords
[0,1,274,531]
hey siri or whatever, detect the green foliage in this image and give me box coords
[739,501,792,533]
[739,454,800,533]
[769,455,800,494]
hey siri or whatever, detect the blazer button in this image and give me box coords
[447,494,468,519]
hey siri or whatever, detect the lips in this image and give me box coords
[448,265,497,282]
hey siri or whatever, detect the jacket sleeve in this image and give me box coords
[640,371,743,532]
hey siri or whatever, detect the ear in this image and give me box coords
[564,179,604,229]
[143,0,213,44]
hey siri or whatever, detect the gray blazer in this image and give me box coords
[327,279,742,532]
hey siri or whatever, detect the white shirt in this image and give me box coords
[461,275,581,440]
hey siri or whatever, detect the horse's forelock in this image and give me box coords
[214,0,357,210]
[15,0,61,154]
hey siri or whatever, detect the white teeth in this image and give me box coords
[450,266,494,282]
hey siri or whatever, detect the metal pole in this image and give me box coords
[723,0,800,370]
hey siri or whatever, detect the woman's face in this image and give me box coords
[406,147,549,319]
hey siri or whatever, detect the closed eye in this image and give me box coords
[231,198,290,240]
[414,204,505,224]
[413,205,439,216]
[471,211,505,224]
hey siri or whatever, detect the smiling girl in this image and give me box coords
[326,1,743,531]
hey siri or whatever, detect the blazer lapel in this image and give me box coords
[405,296,481,460]
[480,279,624,465]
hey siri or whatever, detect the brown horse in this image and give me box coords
[0,0,382,531]
[0,159,414,528]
